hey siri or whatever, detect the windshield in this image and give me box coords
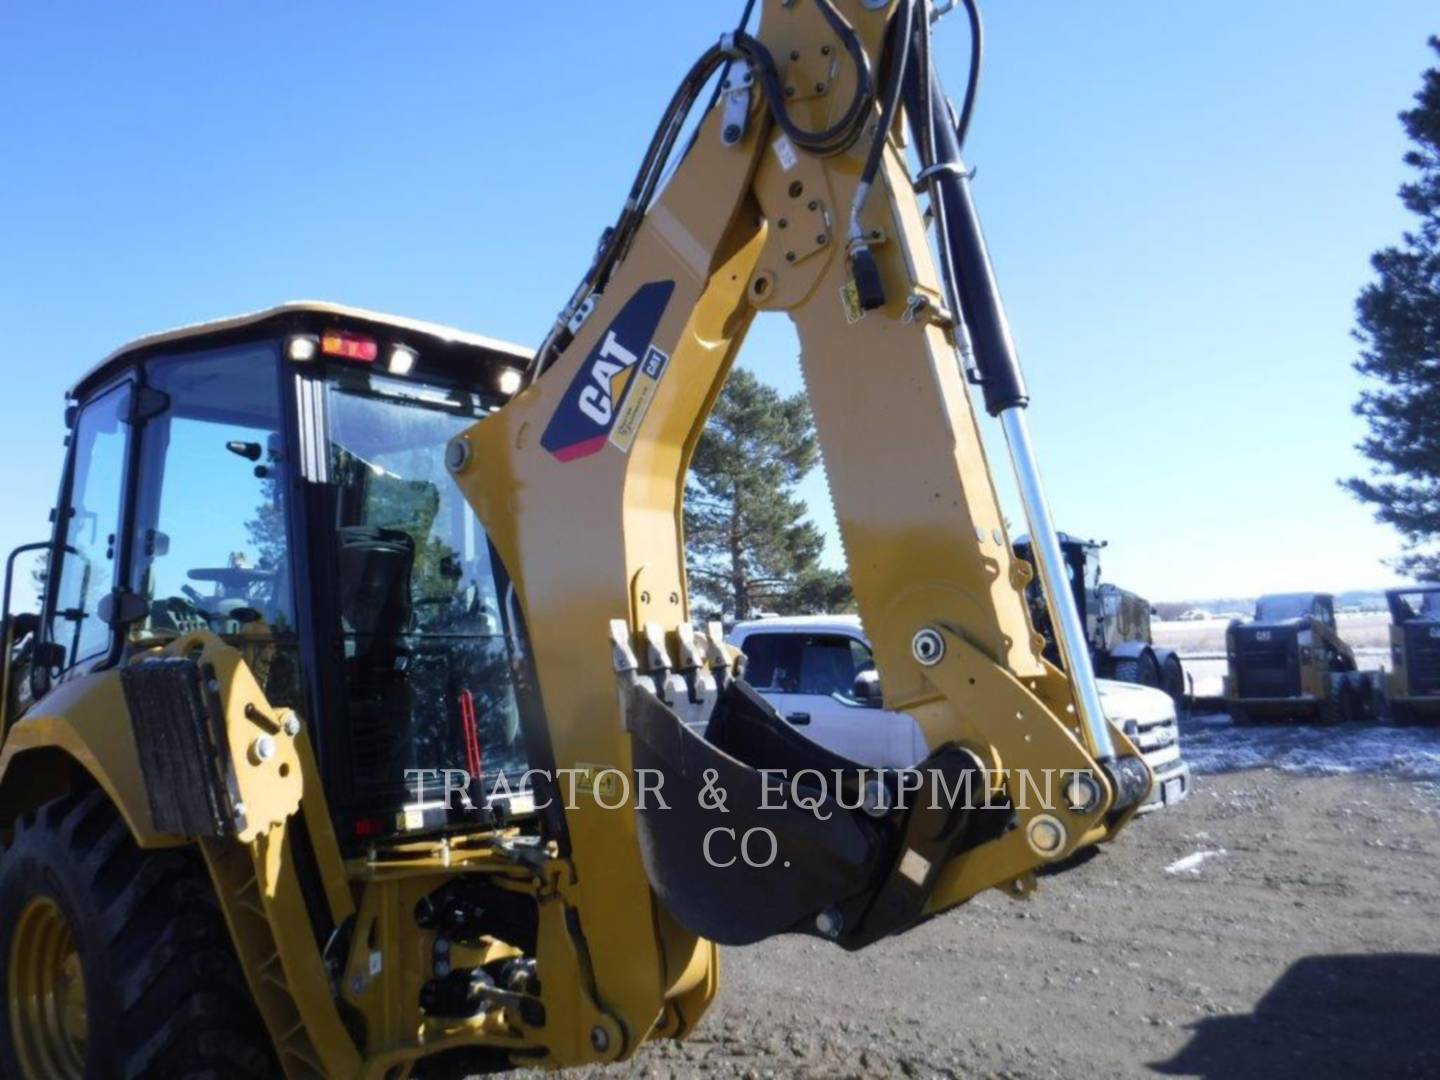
[1390,589,1440,623]
[1255,595,1316,622]
[324,369,531,813]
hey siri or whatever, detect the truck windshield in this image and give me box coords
[323,370,531,813]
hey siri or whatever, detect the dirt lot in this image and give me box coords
[538,734,1440,1079]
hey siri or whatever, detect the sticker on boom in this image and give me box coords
[541,280,675,462]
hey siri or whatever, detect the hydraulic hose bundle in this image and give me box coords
[534,0,883,377]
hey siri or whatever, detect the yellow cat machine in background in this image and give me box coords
[0,1,1150,1075]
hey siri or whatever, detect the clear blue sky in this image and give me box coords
[1,1,1434,604]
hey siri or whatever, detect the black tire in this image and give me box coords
[1159,653,1185,707]
[1317,690,1344,726]
[0,789,277,1079]
[1112,650,1161,689]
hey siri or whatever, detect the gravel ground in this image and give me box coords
[534,764,1440,1079]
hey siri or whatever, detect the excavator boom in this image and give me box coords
[450,0,1150,1059]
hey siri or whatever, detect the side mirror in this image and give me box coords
[851,668,883,707]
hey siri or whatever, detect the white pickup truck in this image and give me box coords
[729,615,1189,813]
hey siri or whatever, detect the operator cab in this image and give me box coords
[30,303,539,849]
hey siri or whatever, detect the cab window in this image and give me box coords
[47,383,132,672]
[739,633,800,692]
[130,345,293,636]
[127,344,300,709]
[742,632,874,698]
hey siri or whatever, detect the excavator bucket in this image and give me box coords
[626,678,999,947]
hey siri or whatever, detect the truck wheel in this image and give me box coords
[0,790,276,1079]
[1159,654,1185,707]
[1113,651,1161,688]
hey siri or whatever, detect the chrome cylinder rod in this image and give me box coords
[999,408,1116,761]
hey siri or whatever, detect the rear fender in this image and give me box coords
[0,667,177,847]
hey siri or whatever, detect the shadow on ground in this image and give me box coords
[1152,953,1440,1078]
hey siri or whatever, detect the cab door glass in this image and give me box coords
[50,384,131,670]
[129,345,298,706]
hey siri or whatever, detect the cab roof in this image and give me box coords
[71,301,533,400]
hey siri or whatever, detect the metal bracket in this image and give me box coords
[902,291,954,328]
[720,59,754,147]
[913,160,975,193]
[125,385,171,425]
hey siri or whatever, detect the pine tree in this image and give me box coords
[685,369,852,620]
[1346,37,1440,580]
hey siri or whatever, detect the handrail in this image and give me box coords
[1,541,57,733]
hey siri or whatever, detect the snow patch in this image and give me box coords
[1180,712,1440,782]
[1165,849,1226,875]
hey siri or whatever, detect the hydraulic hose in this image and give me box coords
[734,0,875,158]
[847,0,917,309]
[532,0,879,379]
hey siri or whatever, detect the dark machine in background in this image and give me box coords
[1014,533,1184,705]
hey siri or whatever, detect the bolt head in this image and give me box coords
[1064,772,1101,813]
[445,437,471,474]
[282,714,302,737]
[253,735,276,762]
[815,909,843,938]
[590,1026,611,1052]
[912,628,945,667]
[1026,814,1067,856]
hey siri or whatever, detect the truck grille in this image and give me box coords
[1405,623,1440,696]
[1234,627,1299,698]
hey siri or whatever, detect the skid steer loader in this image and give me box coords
[1224,592,1371,725]
[0,1,1151,1075]
[1384,585,1440,724]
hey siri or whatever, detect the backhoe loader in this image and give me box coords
[0,1,1151,1075]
